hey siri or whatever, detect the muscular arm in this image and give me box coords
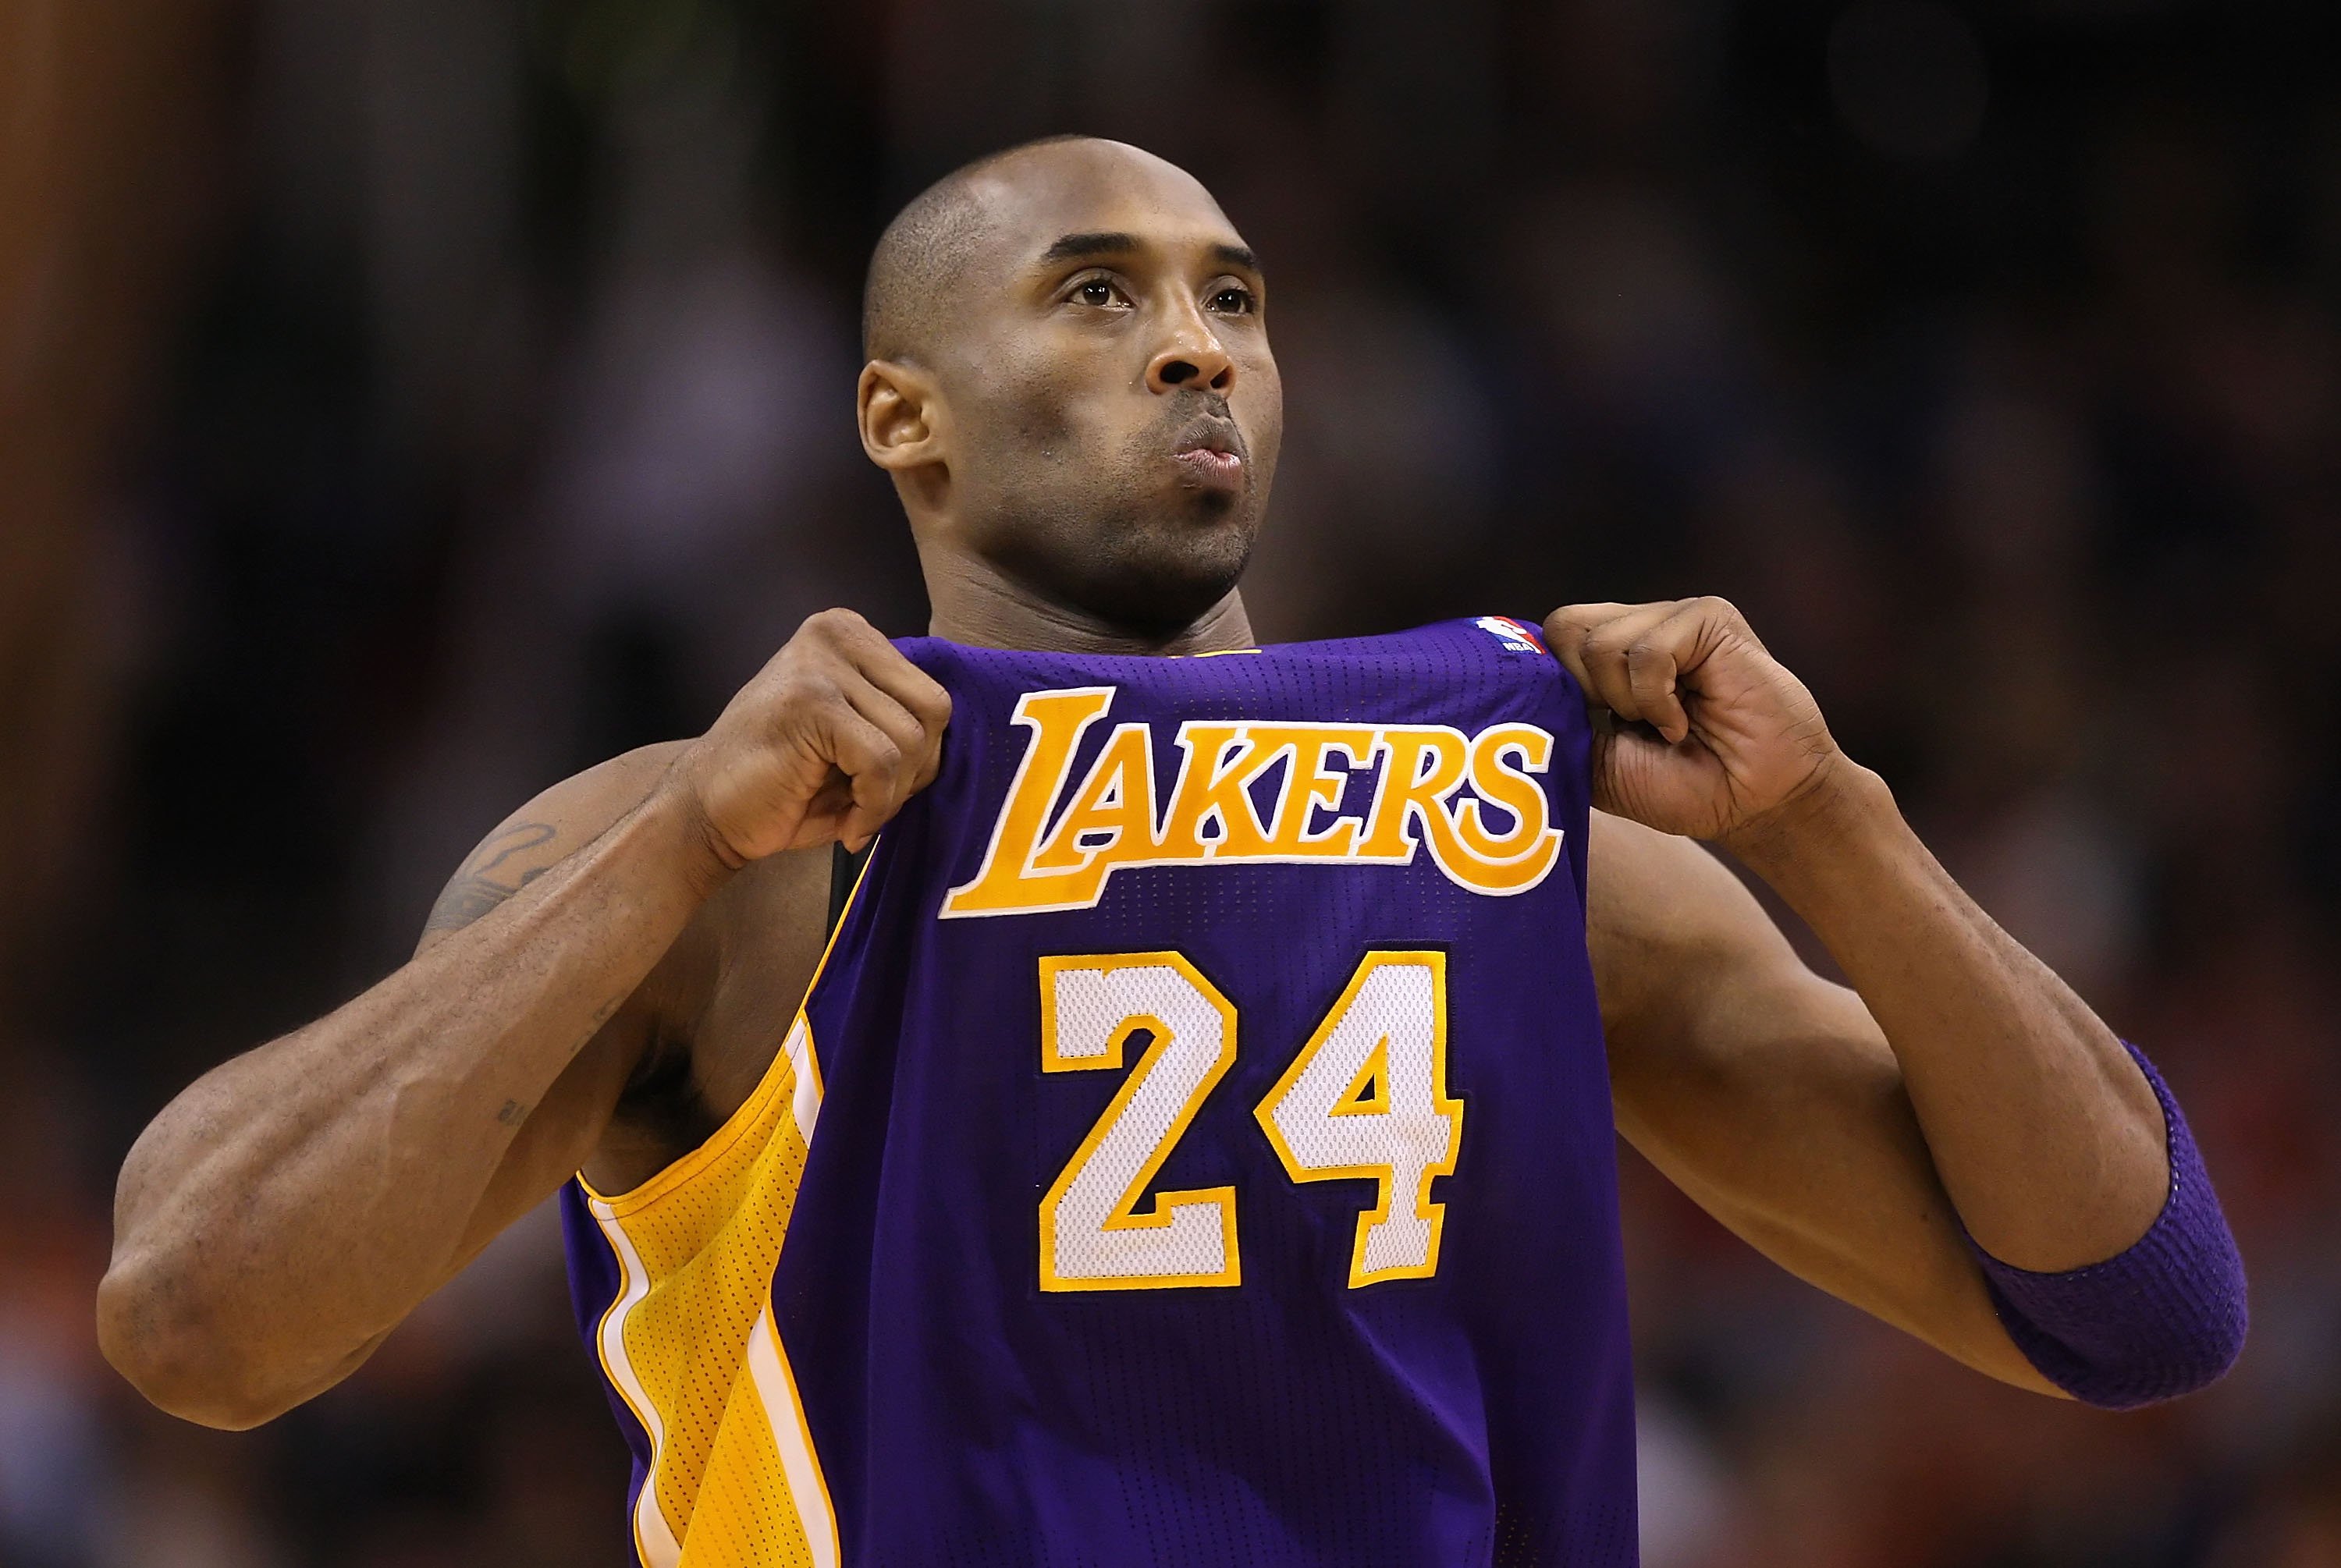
[1553,597,2215,1403]
[98,610,950,1429]
[98,749,729,1428]
[1590,812,2062,1393]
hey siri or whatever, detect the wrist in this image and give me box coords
[647,755,746,902]
[1720,755,1899,886]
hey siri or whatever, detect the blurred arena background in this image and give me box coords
[5,0,2340,1563]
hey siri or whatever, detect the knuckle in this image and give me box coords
[776,672,839,710]
[801,607,863,640]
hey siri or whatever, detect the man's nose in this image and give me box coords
[1145,301,1236,396]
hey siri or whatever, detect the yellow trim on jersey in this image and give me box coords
[570,842,873,1564]
[744,1300,840,1568]
[1327,1035,1391,1118]
[588,1196,685,1568]
[581,843,871,1215]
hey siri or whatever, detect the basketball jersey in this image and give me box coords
[559,618,1638,1567]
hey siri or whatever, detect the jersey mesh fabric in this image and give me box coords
[1045,960,1234,1284]
[563,1019,830,1566]
[1263,960,1455,1280]
[562,619,1640,1566]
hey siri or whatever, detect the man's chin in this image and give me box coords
[986,485,1260,638]
[1064,533,1253,640]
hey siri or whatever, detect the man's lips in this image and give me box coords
[1172,447,1245,486]
[1171,426,1246,491]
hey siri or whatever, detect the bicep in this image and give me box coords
[1588,813,2058,1395]
[412,741,702,1268]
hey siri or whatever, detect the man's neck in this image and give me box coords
[923,552,1256,657]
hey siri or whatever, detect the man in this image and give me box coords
[100,137,2243,1564]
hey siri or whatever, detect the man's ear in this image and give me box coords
[858,360,945,472]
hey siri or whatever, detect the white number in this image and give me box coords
[1254,953,1463,1286]
[1038,953,1241,1291]
[1038,949,1462,1292]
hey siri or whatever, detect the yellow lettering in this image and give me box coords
[1245,725,1377,858]
[1032,724,1159,872]
[1158,725,1280,860]
[1355,728,1470,865]
[946,691,1568,914]
[940,688,1117,917]
[1447,724,1563,892]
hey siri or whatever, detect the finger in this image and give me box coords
[812,609,953,728]
[1540,603,1634,695]
[844,659,950,790]
[849,639,954,742]
[1639,596,1754,736]
[1621,616,1693,745]
[1572,601,1684,725]
[840,676,934,806]
[1684,595,1765,662]
[796,769,858,839]
[809,704,908,849]
[808,610,953,787]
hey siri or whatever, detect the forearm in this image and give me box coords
[1725,762,2166,1271]
[100,779,727,1422]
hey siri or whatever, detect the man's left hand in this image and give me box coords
[1542,598,1848,843]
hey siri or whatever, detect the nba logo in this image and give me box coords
[1473,615,1547,655]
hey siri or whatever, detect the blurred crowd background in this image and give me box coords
[5,0,2340,1563]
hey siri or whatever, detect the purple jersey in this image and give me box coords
[563,618,1637,1566]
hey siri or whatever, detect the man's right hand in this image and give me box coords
[673,608,954,868]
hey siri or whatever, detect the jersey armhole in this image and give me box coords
[578,839,876,1216]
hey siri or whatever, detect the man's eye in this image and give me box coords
[1209,286,1256,315]
[1073,279,1120,307]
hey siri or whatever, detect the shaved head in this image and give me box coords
[863,135,1096,364]
[855,136,1281,644]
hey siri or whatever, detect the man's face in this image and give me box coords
[926,145,1283,637]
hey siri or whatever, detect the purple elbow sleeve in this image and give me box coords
[1970,1041,2248,1410]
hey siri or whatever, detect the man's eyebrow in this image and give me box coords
[1038,231,1142,265]
[1033,232,1263,275]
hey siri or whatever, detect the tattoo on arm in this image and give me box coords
[424,822,559,935]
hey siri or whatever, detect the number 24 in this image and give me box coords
[1038,950,1463,1293]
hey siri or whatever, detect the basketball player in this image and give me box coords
[99,138,2243,1564]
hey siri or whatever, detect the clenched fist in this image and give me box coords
[1543,597,1845,843]
[671,609,952,867]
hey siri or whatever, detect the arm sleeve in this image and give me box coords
[1968,1040,2248,1410]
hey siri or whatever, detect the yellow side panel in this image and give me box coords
[598,1041,819,1557]
[675,1373,818,1568]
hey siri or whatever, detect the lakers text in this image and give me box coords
[940,686,1565,917]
